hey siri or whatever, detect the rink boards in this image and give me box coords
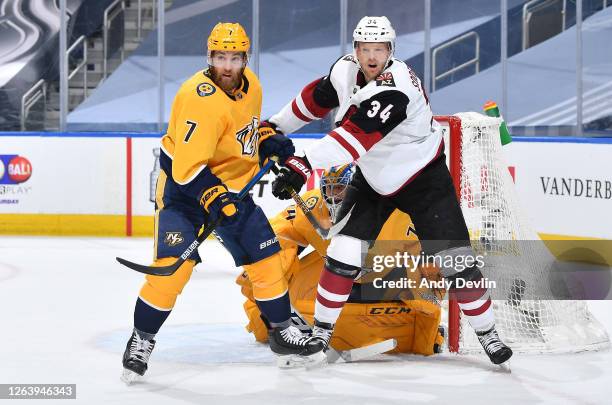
[0,132,611,242]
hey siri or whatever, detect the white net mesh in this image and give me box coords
[439,112,610,354]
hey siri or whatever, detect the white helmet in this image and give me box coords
[352,16,396,55]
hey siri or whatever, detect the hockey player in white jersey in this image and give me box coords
[268,16,512,366]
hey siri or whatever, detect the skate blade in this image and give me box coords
[276,351,327,369]
[304,351,328,370]
[496,361,512,373]
[121,369,141,385]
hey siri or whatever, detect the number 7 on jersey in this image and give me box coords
[183,120,198,143]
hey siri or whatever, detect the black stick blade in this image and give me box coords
[115,256,180,276]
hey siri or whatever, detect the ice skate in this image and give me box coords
[476,326,513,368]
[300,321,334,368]
[121,329,156,385]
[269,324,326,368]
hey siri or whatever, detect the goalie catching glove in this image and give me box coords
[200,184,238,224]
[258,120,295,167]
[272,155,312,200]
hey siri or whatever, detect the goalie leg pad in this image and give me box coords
[242,299,269,343]
[290,251,444,355]
[331,301,442,355]
[242,299,313,343]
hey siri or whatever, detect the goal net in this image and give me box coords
[435,112,610,354]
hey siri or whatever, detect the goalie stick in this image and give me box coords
[277,307,397,368]
[116,160,276,276]
[325,338,397,363]
[278,339,397,369]
[270,164,352,240]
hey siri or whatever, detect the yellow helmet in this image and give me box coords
[207,22,250,53]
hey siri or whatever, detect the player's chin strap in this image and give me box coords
[116,159,277,276]
[270,162,352,240]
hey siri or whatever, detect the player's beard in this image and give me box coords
[210,66,244,94]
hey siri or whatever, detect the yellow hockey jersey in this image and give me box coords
[238,189,445,353]
[160,67,263,193]
[270,188,419,257]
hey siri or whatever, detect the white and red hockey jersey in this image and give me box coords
[270,54,444,195]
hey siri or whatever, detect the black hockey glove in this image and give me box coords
[272,155,312,200]
[258,120,295,167]
[200,184,239,225]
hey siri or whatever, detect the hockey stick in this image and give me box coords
[279,338,397,368]
[326,338,397,363]
[116,160,276,276]
[270,164,353,240]
[280,338,397,368]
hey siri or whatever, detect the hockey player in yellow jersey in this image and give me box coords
[237,164,446,355]
[122,22,323,384]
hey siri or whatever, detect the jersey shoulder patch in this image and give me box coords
[375,72,396,87]
[342,54,357,63]
[305,195,319,209]
[196,82,216,97]
[299,189,324,210]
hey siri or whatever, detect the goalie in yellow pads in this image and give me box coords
[237,164,446,355]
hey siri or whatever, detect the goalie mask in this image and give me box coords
[352,16,396,71]
[320,164,355,223]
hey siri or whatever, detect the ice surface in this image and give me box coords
[1,236,611,404]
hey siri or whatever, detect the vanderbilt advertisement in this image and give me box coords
[504,141,612,239]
